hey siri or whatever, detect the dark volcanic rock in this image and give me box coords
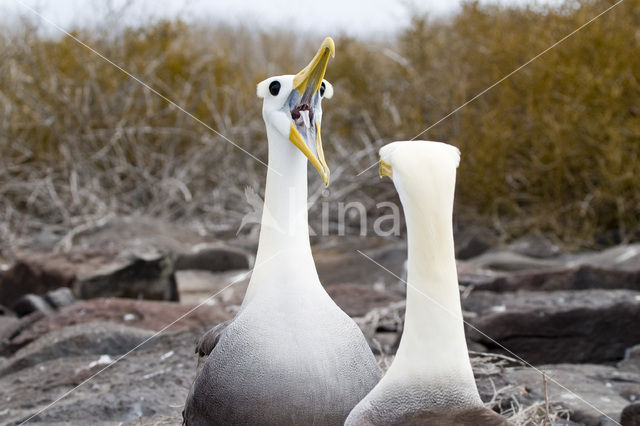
[175,244,252,272]
[315,243,407,291]
[4,298,231,355]
[465,289,640,364]
[622,402,640,426]
[0,330,195,425]
[458,244,640,292]
[454,228,492,260]
[10,294,53,317]
[75,252,178,301]
[325,283,403,317]
[0,322,157,376]
[620,344,640,373]
[0,255,75,307]
[475,362,640,426]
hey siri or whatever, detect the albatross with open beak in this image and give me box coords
[184,38,381,426]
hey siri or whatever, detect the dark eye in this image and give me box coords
[269,81,281,96]
[320,82,326,97]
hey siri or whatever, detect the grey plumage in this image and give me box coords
[345,381,511,425]
[184,290,380,425]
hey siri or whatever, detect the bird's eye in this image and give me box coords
[269,81,281,96]
[320,82,326,97]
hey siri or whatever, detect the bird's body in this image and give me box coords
[346,141,510,426]
[186,288,379,425]
[184,38,380,426]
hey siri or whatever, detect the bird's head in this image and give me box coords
[257,37,335,187]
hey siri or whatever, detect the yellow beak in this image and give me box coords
[379,159,393,178]
[288,37,335,187]
[289,122,330,186]
[293,37,335,94]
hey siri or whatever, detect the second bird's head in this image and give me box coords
[257,37,335,187]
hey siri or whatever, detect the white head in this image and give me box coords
[257,37,335,186]
[379,141,460,180]
[379,141,460,210]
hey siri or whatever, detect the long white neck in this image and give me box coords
[243,125,321,303]
[390,166,478,395]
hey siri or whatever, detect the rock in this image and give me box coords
[459,265,579,292]
[0,311,45,357]
[458,244,640,292]
[0,322,158,376]
[0,329,195,425]
[465,289,640,364]
[509,235,561,258]
[43,287,75,309]
[475,363,639,426]
[4,298,231,356]
[175,244,252,272]
[0,313,20,344]
[10,294,53,317]
[562,245,640,292]
[468,250,564,272]
[0,255,75,307]
[175,269,250,306]
[315,243,407,291]
[75,252,177,301]
[325,283,403,317]
[455,228,492,260]
[622,402,640,426]
[620,345,640,373]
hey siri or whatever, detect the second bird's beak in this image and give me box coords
[288,37,335,187]
[379,159,393,178]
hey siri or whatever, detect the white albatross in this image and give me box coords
[183,37,381,426]
[345,141,510,426]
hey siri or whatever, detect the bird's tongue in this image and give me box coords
[301,110,311,129]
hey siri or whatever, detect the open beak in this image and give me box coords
[379,159,393,178]
[288,37,335,187]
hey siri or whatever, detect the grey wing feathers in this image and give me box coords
[195,319,232,357]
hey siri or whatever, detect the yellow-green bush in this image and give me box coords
[1,0,638,250]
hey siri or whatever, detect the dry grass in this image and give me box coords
[1,0,639,255]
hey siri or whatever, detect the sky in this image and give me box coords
[3,0,565,37]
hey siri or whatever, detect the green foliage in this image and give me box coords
[1,0,638,249]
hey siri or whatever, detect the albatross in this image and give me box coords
[345,141,510,426]
[183,37,381,426]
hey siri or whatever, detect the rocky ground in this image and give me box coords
[1,216,640,425]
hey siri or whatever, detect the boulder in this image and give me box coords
[508,235,561,259]
[315,243,407,291]
[0,329,196,425]
[0,322,158,376]
[175,269,250,306]
[3,298,231,356]
[475,362,640,426]
[0,255,75,307]
[454,228,492,260]
[458,244,640,292]
[622,402,640,426]
[10,294,53,317]
[75,252,177,301]
[620,344,640,373]
[43,287,75,309]
[0,313,20,345]
[459,266,578,292]
[325,283,403,317]
[465,289,640,364]
[175,244,252,272]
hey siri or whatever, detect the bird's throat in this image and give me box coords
[244,129,320,302]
